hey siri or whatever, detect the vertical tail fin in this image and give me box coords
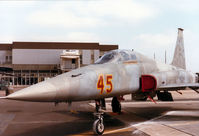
[171,28,186,69]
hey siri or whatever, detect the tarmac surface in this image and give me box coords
[0,90,199,136]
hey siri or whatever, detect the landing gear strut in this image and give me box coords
[93,112,104,135]
[95,99,106,112]
[111,97,121,113]
[93,99,106,135]
[93,97,122,135]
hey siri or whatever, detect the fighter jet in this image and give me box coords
[1,28,199,135]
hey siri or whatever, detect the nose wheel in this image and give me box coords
[93,112,104,135]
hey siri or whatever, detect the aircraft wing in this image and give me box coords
[157,83,199,91]
[0,97,6,99]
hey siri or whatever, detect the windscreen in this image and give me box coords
[95,51,117,64]
[95,50,137,64]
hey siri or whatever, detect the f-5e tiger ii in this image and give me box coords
[1,28,199,135]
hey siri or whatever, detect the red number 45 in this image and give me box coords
[97,74,113,94]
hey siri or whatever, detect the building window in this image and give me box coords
[9,56,12,61]
[72,59,76,64]
[6,56,8,61]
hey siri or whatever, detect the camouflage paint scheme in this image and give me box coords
[1,28,199,102]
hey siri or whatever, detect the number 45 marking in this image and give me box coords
[97,74,113,94]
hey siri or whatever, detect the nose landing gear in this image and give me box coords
[93,99,105,135]
[93,112,104,135]
[92,97,122,135]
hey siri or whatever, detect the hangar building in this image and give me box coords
[0,42,118,86]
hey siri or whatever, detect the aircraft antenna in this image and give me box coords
[165,50,167,64]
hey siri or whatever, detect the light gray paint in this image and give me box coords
[4,49,199,102]
[171,28,186,69]
[3,28,199,103]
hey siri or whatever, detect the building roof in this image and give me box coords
[0,42,118,51]
[0,44,12,50]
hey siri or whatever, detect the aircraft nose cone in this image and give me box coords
[6,81,57,102]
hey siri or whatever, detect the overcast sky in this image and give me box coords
[0,0,199,72]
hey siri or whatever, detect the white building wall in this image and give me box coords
[13,49,63,64]
[82,50,91,65]
[94,50,100,62]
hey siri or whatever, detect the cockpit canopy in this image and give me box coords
[95,50,137,64]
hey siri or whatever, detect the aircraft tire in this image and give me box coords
[157,91,173,101]
[93,119,104,135]
[165,92,173,101]
[111,97,121,113]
